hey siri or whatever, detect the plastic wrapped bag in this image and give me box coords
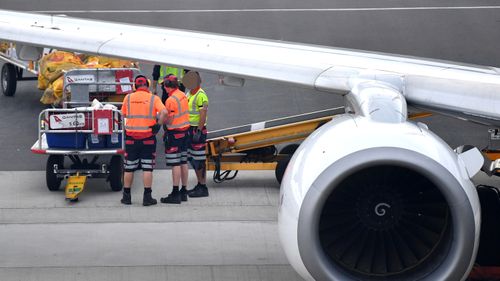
[37,51,137,105]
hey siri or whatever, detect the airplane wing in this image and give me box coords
[1,9,499,281]
[1,9,500,125]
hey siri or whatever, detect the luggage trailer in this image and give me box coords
[0,43,39,97]
[28,67,141,201]
[31,107,125,201]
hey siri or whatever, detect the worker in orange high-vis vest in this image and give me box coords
[121,75,167,206]
[160,74,191,204]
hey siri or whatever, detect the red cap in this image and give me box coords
[163,74,179,88]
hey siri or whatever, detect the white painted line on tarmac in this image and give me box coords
[30,6,500,13]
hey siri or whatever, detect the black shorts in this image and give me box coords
[165,129,189,166]
[124,135,156,172]
[188,126,207,169]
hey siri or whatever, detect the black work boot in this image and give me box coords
[161,190,181,204]
[143,189,157,206]
[188,184,209,198]
[180,187,188,202]
[121,190,131,205]
[187,184,200,195]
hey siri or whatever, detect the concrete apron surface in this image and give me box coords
[0,170,303,281]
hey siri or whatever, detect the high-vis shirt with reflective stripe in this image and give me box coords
[165,89,190,130]
[122,89,165,134]
[159,66,183,79]
[187,88,208,126]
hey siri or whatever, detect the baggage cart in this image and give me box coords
[0,42,40,96]
[61,68,141,108]
[31,107,125,200]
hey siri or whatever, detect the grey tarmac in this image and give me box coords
[1,1,500,280]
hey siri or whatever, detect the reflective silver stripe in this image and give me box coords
[126,114,156,119]
[127,93,131,116]
[141,159,154,164]
[191,156,206,161]
[148,94,155,118]
[178,110,189,117]
[189,89,208,125]
[166,159,181,164]
[125,159,140,164]
[125,92,157,131]
[171,95,189,118]
[167,94,189,129]
[141,164,154,169]
[189,88,207,112]
[189,94,200,116]
[190,91,200,113]
[188,149,206,155]
[124,164,139,169]
[166,153,182,158]
[125,125,150,130]
[181,152,188,161]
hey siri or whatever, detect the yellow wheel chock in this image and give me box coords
[65,173,87,201]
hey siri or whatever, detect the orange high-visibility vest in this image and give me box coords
[122,89,158,134]
[165,89,189,130]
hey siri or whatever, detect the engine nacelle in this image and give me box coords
[278,114,481,281]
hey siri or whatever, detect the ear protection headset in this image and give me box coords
[134,75,150,89]
[163,74,179,89]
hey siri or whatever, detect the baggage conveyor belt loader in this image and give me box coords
[206,108,345,183]
[206,107,500,184]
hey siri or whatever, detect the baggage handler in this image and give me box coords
[120,75,167,206]
[184,71,209,198]
[160,74,191,204]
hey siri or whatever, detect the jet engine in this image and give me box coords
[278,114,482,281]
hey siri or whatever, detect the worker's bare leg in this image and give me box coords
[195,166,206,185]
[161,165,183,204]
[124,171,134,187]
[181,163,189,187]
[143,171,153,187]
[172,166,181,186]
[121,171,134,205]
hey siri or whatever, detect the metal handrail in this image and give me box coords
[35,107,125,155]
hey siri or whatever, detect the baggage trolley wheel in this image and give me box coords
[1,63,17,97]
[109,155,123,191]
[275,144,300,184]
[46,155,64,191]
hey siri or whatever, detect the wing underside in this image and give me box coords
[1,9,500,124]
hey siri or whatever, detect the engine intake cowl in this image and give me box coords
[278,116,480,281]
